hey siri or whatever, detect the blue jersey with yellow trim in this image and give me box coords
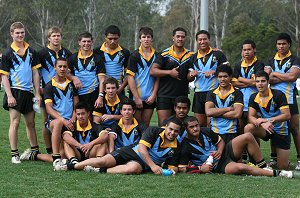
[0,42,41,92]
[249,88,289,136]
[189,48,227,92]
[127,47,158,101]
[38,46,72,87]
[267,53,300,104]
[68,50,105,95]
[179,127,220,167]
[112,118,147,149]
[44,78,78,120]
[94,43,130,86]
[206,86,243,135]
[232,59,264,111]
[154,45,193,98]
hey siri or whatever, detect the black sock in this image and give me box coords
[271,153,277,161]
[11,149,19,157]
[46,147,53,154]
[69,157,78,164]
[52,154,61,161]
[67,163,75,170]
[256,159,267,168]
[99,167,107,173]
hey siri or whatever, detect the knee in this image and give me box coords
[243,133,255,142]
[225,163,248,175]
[244,124,255,134]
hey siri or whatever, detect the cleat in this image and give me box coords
[53,158,62,167]
[83,165,100,173]
[269,159,277,167]
[278,170,293,178]
[53,164,67,171]
[20,148,32,161]
[61,158,68,165]
[11,155,21,164]
[295,161,300,170]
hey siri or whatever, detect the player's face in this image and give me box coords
[242,44,255,60]
[55,60,68,77]
[165,122,180,141]
[276,39,290,55]
[173,31,186,48]
[186,120,200,138]
[140,34,153,48]
[48,32,62,47]
[120,104,135,120]
[105,33,120,50]
[217,72,231,88]
[105,83,117,99]
[11,28,25,43]
[174,103,189,120]
[197,33,210,51]
[255,76,269,92]
[76,108,90,126]
[79,37,93,52]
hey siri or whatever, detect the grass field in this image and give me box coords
[0,91,300,198]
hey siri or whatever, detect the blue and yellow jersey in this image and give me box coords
[132,127,181,168]
[127,47,158,101]
[154,45,194,98]
[63,120,105,144]
[94,43,130,86]
[38,45,72,87]
[206,86,244,135]
[161,115,187,143]
[248,88,290,136]
[266,51,300,104]
[44,78,78,120]
[111,118,147,149]
[232,57,264,111]
[93,94,126,128]
[178,127,221,167]
[0,42,41,92]
[189,47,227,92]
[68,50,105,95]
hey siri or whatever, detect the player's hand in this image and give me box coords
[169,66,180,80]
[204,70,215,78]
[255,118,266,127]
[7,95,17,107]
[80,143,93,156]
[261,122,274,134]
[135,97,143,109]
[211,151,222,160]
[151,164,162,175]
[94,97,103,108]
[145,94,156,105]
[117,88,123,95]
[73,76,82,89]
[189,70,198,78]
[62,119,74,131]
[101,114,112,121]
[34,94,42,106]
[201,163,213,173]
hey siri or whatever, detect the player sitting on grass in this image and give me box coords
[178,116,295,178]
[54,117,182,175]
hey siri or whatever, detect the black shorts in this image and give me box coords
[78,90,98,112]
[215,141,238,173]
[156,97,176,111]
[192,92,208,114]
[219,133,238,144]
[3,88,34,114]
[263,132,291,150]
[289,103,299,115]
[136,101,156,110]
[110,146,146,169]
[242,111,248,120]
[76,147,88,161]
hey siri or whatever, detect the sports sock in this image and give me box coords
[46,147,53,154]
[256,159,267,168]
[270,153,277,162]
[52,154,61,161]
[30,146,39,161]
[67,163,75,170]
[99,167,107,173]
[11,149,19,157]
[297,155,300,161]
[69,157,78,164]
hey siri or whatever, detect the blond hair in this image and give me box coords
[10,22,25,33]
[47,26,62,38]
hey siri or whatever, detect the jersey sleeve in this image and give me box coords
[274,90,288,109]
[232,63,241,80]
[30,48,41,70]
[165,145,181,168]
[137,121,148,136]
[67,54,76,75]
[217,51,228,64]
[234,90,244,105]
[126,52,138,76]
[95,54,106,75]
[201,127,220,144]
[254,61,265,73]
[139,127,160,148]
[123,48,131,69]
[248,93,257,110]
[0,51,11,75]
[43,83,53,104]
[153,53,164,67]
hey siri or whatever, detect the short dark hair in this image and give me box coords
[139,26,153,38]
[166,117,182,129]
[78,32,93,41]
[255,70,269,81]
[75,101,91,113]
[105,25,121,36]
[242,39,256,49]
[195,30,210,40]
[215,64,232,77]
[120,98,136,110]
[276,33,292,46]
[172,27,187,36]
[55,57,68,66]
[174,96,191,108]
[104,76,119,89]
[183,116,198,129]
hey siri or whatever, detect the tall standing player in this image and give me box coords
[150,27,193,126]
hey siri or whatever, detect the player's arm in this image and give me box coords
[117,75,128,94]
[205,101,233,117]
[271,67,300,82]
[138,143,162,175]
[222,103,243,119]
[127,73,143,108]
[214,137,225,160]
[63,131,81,147]
[145,77,159,105]
[1,74,16,107]
[32,68,42,103]
[231,78,248,88]
[89,129,110,146]
[108,133,116,152]
[94,74,105,108]
[150,62,180,79]
[71,95,79,123]
[237,77,256,87]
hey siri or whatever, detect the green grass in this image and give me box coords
[0,90,299,198]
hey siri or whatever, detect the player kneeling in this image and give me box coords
[178,116,295,178]
[63,102,110,165]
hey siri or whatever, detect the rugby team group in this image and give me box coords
[1,21,300,178]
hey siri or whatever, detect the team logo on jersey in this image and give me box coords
[90,60,95,67]
[286,61,291,69]
[133,128,138,136]
[29,52,33,58]
[69,85,73,92]
[167,150,174,157]
[118,51,124,59]
[212,56,216,62]
[229,95,235,102]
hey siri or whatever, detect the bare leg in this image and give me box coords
[42,108,52,150]
[74,154,117,170]
[276,147,290,170]
[157,109,172,126]
[50,119,63,155]
[225,162,273,176]
[63,141,79,159]
[107,161,142,174]
[194,113,207,127]
[291,114,300,156]
[8,109,21,150]
[36,154,53,162]
[141,109,154,127]
[134,109,142,121]
[23,111,38,147]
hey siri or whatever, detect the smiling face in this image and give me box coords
[79,37,93,52]
[104,83,117,99]
[217,72,231,88]
[11,28,25,43]
[173,31,186,48]
[120,104,135,121]
[164,122,180,141]
[197,33,210,51]
[48,32,62,47]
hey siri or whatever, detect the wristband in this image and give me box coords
[98,92,104,97]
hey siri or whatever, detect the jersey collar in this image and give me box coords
[274,51,292,65]
[118,118,138,134]
[11,41,29,55]
[254,88,273,108]
[138,46,155,61]
[213,85,235,100]
[51,77,71,91]
[105,95,120,111]
[100,42,123,55]
[78,49,93,59]
[159,130,178,148]
[197,47,213,59]
[76,120,92,137]
[241,56,257,67]
[169,45,188,60]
